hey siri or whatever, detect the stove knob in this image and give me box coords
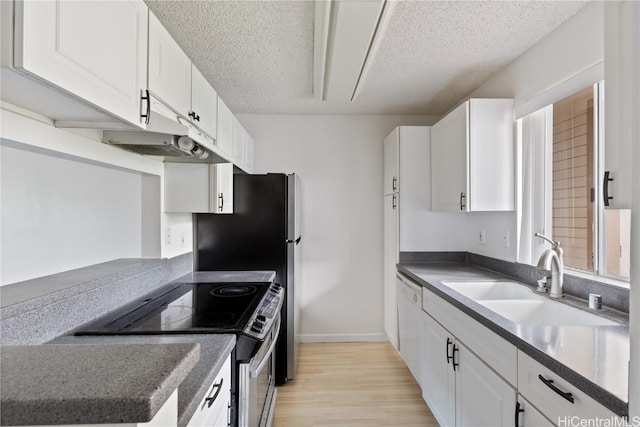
[256,315,267,322]
[254,320,265,328]
[251,325,262,333]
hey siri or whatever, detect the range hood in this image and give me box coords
[103,93,214,161]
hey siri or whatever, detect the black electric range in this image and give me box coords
[75,280,285,427]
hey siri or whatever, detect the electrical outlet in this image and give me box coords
[502,230,510,248]
[165,227,172,246]
[478,229,486,245]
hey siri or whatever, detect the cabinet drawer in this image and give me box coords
[518,351,616,422]
[422,286,517,386]
[187,355,231,427]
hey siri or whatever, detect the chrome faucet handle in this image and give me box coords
[535,232,561,250]
[535,277,549,293]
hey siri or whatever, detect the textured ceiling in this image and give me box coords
[145,0,587,116]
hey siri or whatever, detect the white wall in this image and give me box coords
[1,141,143,284]
[0,107,192,285]
[240,114,436,341]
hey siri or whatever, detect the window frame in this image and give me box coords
[517,80,630,287]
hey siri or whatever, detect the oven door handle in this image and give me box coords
[250,315,281,378]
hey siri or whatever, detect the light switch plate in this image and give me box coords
[502,230,510,248]
[479,229,486,245]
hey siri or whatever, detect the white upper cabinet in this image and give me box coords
[216,97,234,156]
[190,65,218,141]
[245,131,255,173]
[232,116,243,164]
[164,162,233,214]
[431,99,514,212]
[11,0,148,128]
[604,1,637,209]
[148,12,191,119]
[384,127,400,195]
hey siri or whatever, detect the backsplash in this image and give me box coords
[399,251,630,313]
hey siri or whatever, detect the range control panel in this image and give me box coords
[243,283,284,340]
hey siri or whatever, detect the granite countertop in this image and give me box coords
[0,343,199,426]
[0,267,274,426]
[173,270,277,284]
[51,335,236,427]
[398,262,629,417]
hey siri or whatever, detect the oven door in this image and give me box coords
[238,314,281,427]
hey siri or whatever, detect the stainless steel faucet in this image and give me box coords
[535,233,564,298]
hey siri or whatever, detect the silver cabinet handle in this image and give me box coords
[218,193,224,211]
[460,192,466,211]
[392,176,397,192]
[392,194,397,210]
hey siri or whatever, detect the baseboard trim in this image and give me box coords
[299,333,389,343]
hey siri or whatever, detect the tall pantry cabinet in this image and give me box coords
[383,126,430,350]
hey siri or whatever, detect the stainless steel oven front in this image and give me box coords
[238,313,281,427]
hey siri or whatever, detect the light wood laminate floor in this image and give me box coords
[274,342,438,426]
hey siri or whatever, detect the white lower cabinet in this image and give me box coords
[455,340,515,426]
[187,355,232,427]
[423,312,455,426]
[517,352,617,423]
[420,283,619,426]
[422,311,515,427]
[517,396,555,427]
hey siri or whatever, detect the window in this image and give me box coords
[518,81,630,282]
[551,86,595,272]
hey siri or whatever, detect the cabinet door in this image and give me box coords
[148,12,191,119]
[191,65,218,140]
[384,127,400,195]
[15,0,148,127]
[231,116,244,164]
[431,102,469,212]
[455,341,515,427]
[213,163,234,214]
[383,193,399,350]
[517,397,555,427]
[217,97,234,156]
[187,356,231,427]
[164,163,211,213]
[604,1,637,209]
[245,132,255,173]
[422,312,455,427]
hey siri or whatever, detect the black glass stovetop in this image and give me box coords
[76,282,270,335]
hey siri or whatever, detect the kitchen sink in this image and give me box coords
[442,281,543,300]
[479,300,619,327]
